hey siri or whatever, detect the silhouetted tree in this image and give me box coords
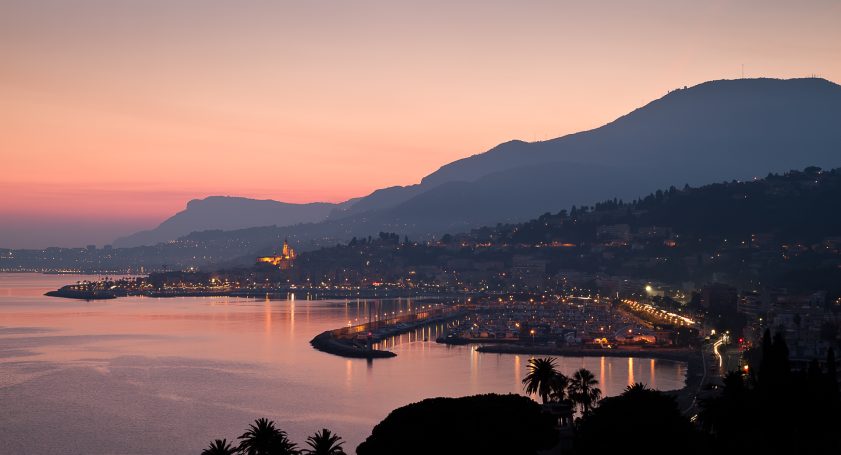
[237,418,299,455]
[303,429,345,455]
[201,439,237,455]
[698,370,749,438]
[356,394,558,455]
[576,382,701,455]
[568,368,601,415]
[548,372,570,403]
[827,348,839,402]
[522,357,558,404]
[624,382,649,393]
[700,331,841,453]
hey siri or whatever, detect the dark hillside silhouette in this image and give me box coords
[700,330,841,454]
[355,394,558,455]
[574,384,702,455]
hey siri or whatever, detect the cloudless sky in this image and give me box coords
[2,0,840,247]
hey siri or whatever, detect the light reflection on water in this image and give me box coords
[0,273,686,454]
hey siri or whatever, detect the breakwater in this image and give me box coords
[45,288,117,300]
[311,306,466,359]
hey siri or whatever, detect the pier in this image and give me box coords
[311,305,466,359]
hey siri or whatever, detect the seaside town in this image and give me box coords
[32,169,841,370]
[6,2,841,452]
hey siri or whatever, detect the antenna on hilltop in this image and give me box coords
[741,64,744,79]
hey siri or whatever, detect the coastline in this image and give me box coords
[474,344,696,362]
[475,343,705,405]
[45,285,461,301]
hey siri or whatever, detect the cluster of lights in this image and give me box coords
[622,299,696,326]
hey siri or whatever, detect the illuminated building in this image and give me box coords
[257,239,297,270]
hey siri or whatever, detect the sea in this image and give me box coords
[0,273,686,454]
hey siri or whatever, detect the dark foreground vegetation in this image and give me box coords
[356,394,558,455]
[201,420,345,455]
[699,330,841,453]
[206,331,841,454]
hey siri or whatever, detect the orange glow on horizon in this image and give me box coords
[2,1,841,247]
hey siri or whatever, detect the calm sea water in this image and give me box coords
[0,273,686,454]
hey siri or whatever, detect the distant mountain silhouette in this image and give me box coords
[118,78,841,246]
[443,78,840,179]
[113,197,338,247]
[317,77,841,235]
[346,77,841,217]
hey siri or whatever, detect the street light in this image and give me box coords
[530,328,536,343]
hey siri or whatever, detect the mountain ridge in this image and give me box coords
[114,196,341,248]
[115,77,841,247]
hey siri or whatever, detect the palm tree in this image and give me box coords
[201,439,237,455]
[237,418,299,455]
[548,372,570,403]
[522,357,559,403]
[303,428,346,455]
[624,382,650,394]
[568,368,602,414]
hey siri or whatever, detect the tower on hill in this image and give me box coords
[257,238,296,270]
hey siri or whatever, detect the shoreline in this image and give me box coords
[474,344,696,362]
[45,286,461,301]
[475,343,705,403]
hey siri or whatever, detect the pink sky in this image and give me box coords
[2,0,841,247]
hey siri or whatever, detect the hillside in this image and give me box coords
[481,166,841,245]
[425,78,841,186]
[117,77,841,247]
[278,167,841,297]
[365,78,841,226]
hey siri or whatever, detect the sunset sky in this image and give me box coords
[2,0,840,248]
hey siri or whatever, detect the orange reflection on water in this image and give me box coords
[0,274,689,453]
[470,346,479,394]
[345,359,353,392]
[514,355,522,388]
[289,293,295,339]
[600,356,605,388]
[264,295,272,334]
[650,359,656,389]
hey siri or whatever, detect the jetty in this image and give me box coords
[311,305,466,359]
[45,286,117,300]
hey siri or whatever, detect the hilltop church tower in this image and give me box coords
[257,238,296,269]
[281,238,295,259]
